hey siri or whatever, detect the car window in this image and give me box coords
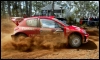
[40,19,61,28]
[26,18,38,27]
[52,18,69,26]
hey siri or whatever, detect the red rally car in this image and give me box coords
[11,16,89,48]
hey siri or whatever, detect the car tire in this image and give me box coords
[13,33,32,51]
[69,34,82,48]
[15,33,27,41]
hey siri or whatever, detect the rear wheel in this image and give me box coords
[15,33,27,41]
[68,34,82,48]
[12,33,31,51]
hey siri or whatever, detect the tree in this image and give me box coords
[7,1,11,16]
[72,1,99,17]
[1,1,99,18]
[18,1,22,17]
[29,1,32,16]
[51,1,54,15]
[1,1,5,18]
[25,1,28,16]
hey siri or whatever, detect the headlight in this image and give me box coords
[82,30,87,34]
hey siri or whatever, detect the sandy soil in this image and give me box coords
[1,18,99,59]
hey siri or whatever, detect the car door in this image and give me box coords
[39,19,66,44]
[23,18,40,37]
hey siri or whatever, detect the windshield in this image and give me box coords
[53,18,69,26]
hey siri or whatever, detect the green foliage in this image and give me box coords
[67,16,74,24]
[1,1,99,17]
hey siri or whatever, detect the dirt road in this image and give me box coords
[1,18,99,59]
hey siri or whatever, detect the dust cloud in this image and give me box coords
[1,18,67,52]
[1,18,99,59]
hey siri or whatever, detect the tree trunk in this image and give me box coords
[1,1,5,18]
[51,1,54,16]
[15,1,18,16]
[7,1,11,17]
[12,1,15,16]
[25,1,28,17]
[18,1,22,17]
[29,1,32,16]
[35,1,37,15]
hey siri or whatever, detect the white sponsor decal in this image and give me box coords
[21,27,34,30]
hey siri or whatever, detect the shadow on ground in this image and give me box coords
[86,28,99,36]
[67,40,97,50]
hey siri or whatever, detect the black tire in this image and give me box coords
[15,33,27,41]
[68,34,82,48]
[14,34,31,52]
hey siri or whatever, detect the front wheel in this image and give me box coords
[68,34,82,48]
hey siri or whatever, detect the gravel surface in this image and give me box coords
[1,19,99,59]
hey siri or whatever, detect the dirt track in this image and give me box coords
[1,18,99,59]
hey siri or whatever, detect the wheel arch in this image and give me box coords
[67,32,83,47]
[68,32,83,41]
[15,32,28,37]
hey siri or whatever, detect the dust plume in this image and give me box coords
[1,18,67,52]
[11,33,67,52]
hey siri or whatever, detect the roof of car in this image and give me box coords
[32,16,55,18]
[23,16,55,20]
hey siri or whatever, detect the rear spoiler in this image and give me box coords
[11,17,23,26]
